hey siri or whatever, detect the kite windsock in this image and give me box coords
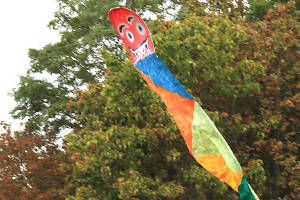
[109,7,259,200]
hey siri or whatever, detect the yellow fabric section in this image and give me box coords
[195,155,243,191]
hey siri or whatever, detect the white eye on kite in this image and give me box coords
[136,22,145,35]
[126,30,134,42]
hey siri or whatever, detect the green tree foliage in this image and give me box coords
[247,0,275,20]
[11,75,75,133]
[247,0,300,20]
[62,2,299,199]
[63,58,237,199]
[242,2,300,198]
[9,0,250,133]
[11,0,179,132]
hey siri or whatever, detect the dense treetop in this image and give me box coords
[2,0,299,199]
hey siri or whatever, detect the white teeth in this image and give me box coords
[130,37,150,62]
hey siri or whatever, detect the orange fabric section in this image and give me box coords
[135,67,195,153]
[195,155,243,191]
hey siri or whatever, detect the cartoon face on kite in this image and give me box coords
[109,8,155,64]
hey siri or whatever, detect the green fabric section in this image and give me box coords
[191,102,242,173]
[238,176,256,200]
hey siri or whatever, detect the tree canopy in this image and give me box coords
[4,0,300,199]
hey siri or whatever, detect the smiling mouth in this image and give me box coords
[130,36,150,63]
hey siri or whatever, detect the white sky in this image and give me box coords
[0,0,60,131]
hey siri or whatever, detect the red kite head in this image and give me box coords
[109,7,155,64]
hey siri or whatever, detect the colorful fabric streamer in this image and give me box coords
[109,7,259,200]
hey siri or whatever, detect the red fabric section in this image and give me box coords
[135,67,195,154]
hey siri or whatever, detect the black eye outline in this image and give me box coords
[127,16,137,24]
[118,24,127,36]
[126,30,134,42]
[135,22,145,35]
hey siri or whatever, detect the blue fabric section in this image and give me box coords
[135,53,194,100]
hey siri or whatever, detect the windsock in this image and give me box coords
[109,7,259,200]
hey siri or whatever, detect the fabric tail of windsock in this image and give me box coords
[135,53,259,200]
